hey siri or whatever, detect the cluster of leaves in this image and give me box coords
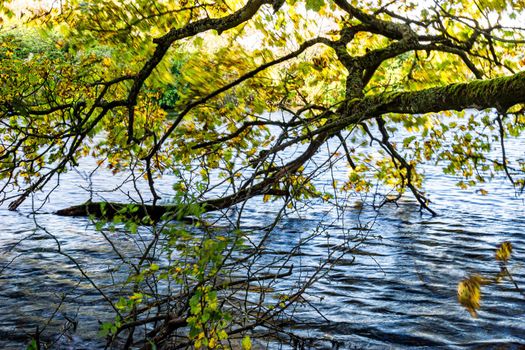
[86,196,266,348]
[0,29,96,188]
[457,241,518,317]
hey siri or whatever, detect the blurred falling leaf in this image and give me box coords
[458,275,482,317]
[495,241,512,262]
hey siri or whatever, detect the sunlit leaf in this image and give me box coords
[457,275,482,317]
[241,335,252,350]
[495,241,512,262]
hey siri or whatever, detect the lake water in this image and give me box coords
[1,116,524,349]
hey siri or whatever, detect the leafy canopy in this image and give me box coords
[1,0,525,212]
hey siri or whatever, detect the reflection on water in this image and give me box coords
[1,133,525,349]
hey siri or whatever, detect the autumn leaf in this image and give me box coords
[457,275,482,317]
[241,335,252,350]
[495,241,512,262]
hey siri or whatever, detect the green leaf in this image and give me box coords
[305,0,324,11]
[241,335,252,350]
[189,293,202,314]
[403,135,417,147]
[193,37,204,47]
[26,339,38,350]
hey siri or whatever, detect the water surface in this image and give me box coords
[1,122,524,349]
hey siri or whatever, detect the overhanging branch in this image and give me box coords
[369,71,525,115]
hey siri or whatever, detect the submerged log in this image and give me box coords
[55,189,289,221]
[55,202,178,221]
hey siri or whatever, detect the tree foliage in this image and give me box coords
[2,0,525,347]
[1,0,525,214]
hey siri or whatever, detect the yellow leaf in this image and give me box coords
[495,241,512,262]
[458,276,482,317]
[209,337,217,348]
[102,57,112,67]
[241,335,251,350]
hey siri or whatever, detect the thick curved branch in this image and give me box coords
[369,70,525,115]
[358,40,484,81]
[333,0,416,41]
